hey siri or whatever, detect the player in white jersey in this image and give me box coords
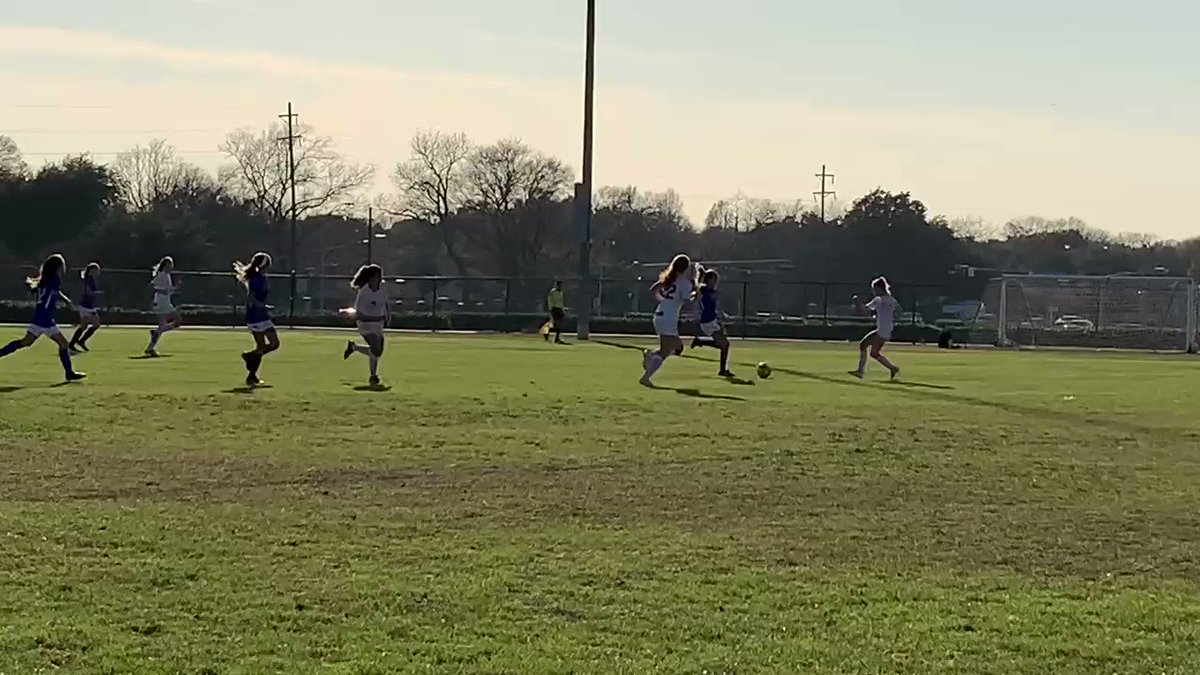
[341,264,389,387]
[640,254,696,386]
[144,255,182,357]
[851,276,901,380]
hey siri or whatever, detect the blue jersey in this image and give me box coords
[699,287,718,324]
[32,276,61,327]
[245,273,271,324]
[79,276,98,310]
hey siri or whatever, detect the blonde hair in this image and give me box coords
[233,252,272,285]
[658,254,691,285]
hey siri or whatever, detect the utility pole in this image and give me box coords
[575,0,596,340]
[366,206,374,264]
[814,164,836,222]
[278,102,301,321]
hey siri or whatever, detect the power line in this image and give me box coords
[19,150,224,157]
[3,129,226,134]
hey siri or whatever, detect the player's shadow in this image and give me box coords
[49,381,84,388]
[348,383,393,392]
[223,384,274,394]
[725,377,757,387]
[884,379,955,391]
[128,354,174,360]
[0,385,24,393]
[671,387,746,402]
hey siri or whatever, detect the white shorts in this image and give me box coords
[357,320,385,337]
[153,297,175,315]
[700,320,722,337]
[77,307,99,320]
[247,320,275,333]
[653,313,679,337]
[26,324,61,338]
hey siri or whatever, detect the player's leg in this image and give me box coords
[552,309,565,344]
[870,335,899,378]
[363,332,384,384]
[69,320,88,351]
[714,330,733,376]
[852,331,877,378]
[48,329,84,380]
[0,330,38,358]
[78,313,100,349]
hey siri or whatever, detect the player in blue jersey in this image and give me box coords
[69,262,102,352]
[690,268,735,377]
[234,252,279,387]
[0,254,86,381]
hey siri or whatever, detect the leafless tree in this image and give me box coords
[705,192,804,231]
[464,138,573,275]
[0,135,27,179]
[112,139,210,210]
[390,130,474,274]
[220,123,374,223]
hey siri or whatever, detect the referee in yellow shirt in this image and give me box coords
[542,280,566,344]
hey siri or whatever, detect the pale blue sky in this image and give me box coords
[2,0,1198,235]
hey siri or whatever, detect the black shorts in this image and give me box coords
[550,308,565,327]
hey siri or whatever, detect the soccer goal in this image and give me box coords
[978,274,1198,351]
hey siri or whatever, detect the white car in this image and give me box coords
[1053,316,1095,333]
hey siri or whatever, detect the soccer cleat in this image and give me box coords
[719,370,736,378]
[144,349,159,358]
[343,341,355,360]
[77,343,89,352]
[848,370,864,379]
[638,377,655,388]
[889,367,901,380]
[691,337,700,349]
[69,345,82,355]
[65,371,86,382]
[246,373,261,387]
[369,375,381,388]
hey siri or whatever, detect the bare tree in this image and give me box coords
[391,130,474,274]
[112,139,211,210]
[705,192,804,231]
[220,123,374,223]
[0,135,27,179]
[464,138,573,275]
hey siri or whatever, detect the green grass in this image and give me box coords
[2,326,1200,674]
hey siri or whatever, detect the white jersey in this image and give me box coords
[152,270,173,300]
[655,275,695,323]
[867,295,900,338]
[354,285,389,321]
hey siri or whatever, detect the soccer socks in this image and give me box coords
[58,347,75,375]
[856,350,868,375]
[719,347,730,373]
[0,339,24,358]
[79,325,99,346]
[368,353,380,378]
[643,352,666,381]
[351,344,371,356]
[69,326,87,347]
[873,352,897,372]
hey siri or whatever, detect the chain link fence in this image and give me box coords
[0,265,988,340]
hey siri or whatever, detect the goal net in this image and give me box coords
[977,274,1197,351]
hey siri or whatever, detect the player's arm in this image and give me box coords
[58,291,73,305]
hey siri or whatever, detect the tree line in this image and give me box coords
[2,127,1197,290]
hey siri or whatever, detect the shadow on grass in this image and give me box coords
[352,384,393,392]
[593,337,1177,438]
[671,387,746,402]
[0,385,24,393]
[128,354,174,360]
[223,384,274,395]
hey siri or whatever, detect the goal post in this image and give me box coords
[985,274,1197,351]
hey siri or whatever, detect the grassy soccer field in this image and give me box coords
[1,327,1199,674]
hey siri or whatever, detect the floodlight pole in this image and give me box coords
[575,0,596,340]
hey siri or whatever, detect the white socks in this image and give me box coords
[350,343,380,378]
[643,352,666,381]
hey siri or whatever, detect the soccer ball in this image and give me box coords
[756,362,772,379]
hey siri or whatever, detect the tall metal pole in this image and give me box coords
[576,0,596,340]
[279,102,300,323]
[367,206,374,264]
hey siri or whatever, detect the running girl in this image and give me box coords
[851,276,901,380]
[145,256,181,356]
[69,262,102,352]
[640,254,695,387]
[691,268,735,378]
[235,252,279,387]
[0,254,86,381]
[341,264,389,387]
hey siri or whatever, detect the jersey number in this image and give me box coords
[660,284,677,300]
